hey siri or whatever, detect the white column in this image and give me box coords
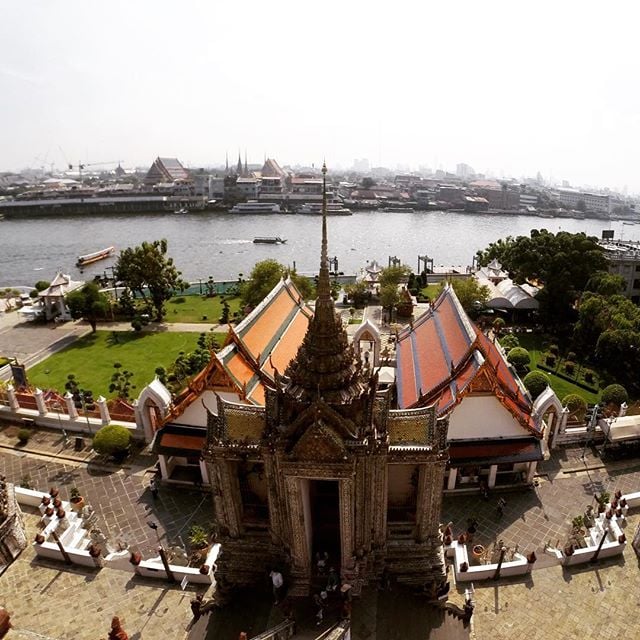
[34,388,47,416]
[199,459,210,485]
[551,407,570,449]
[96,396,110,425]
[447,467,457,490]
[526,461,537,483]
[488,465,498,489]
[64,392,79,419]
[7,385,19,411]
[158,455,169,480]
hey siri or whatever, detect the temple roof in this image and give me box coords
[396,285,538,433]
[168,277,312,418]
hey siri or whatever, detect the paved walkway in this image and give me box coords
[3,426,640,639]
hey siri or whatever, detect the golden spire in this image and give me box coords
[318,161,331,301]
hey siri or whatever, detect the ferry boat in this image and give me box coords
[253,236,287,244]
[174,207,189,214]
[76,246,115,267]
[230,202,282,213]
[297,203,352,216]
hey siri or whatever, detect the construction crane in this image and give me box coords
[66,161,119,182]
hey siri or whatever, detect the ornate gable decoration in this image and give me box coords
[469,367,494,394]
[284,401,358,441]
[218,397,266,443]
[291,421,347,462]
[387,405,439,447]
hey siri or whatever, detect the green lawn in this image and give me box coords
[420,284,442,300]
[512,333,600,404]
[27,330,225,399]
[164,295,242,323]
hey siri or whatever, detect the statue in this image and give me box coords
[107,616,128,640]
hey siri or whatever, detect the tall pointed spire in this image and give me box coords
[225,151,229,174]
[237,151,243,176]
[285,161,365,405]
[244,150,248,176]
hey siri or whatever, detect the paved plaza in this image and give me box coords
[1,428,640,638]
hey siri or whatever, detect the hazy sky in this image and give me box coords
[2,1,639,191]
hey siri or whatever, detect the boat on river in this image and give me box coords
[231,202,282,213]
[76,246,115,267]
[253,236,287,244]
[298,203,352,216]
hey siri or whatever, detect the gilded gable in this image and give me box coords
[291,422,347,461]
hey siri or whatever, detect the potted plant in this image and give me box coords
[69,487,85,512]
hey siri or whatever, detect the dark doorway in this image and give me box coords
[310,479,341,568]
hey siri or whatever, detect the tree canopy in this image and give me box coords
[66,282,109,332]
[476,230,607,329]
[378,264,411,289]
[240,259,313,308]
[115,239,187,321]
[441,278,490,313]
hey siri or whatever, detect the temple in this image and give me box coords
[202,164,450,596]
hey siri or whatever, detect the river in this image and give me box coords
[0,211,635,288]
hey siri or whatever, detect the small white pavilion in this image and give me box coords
[38,272,84,321]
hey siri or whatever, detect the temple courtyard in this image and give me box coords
[1,428,640,638]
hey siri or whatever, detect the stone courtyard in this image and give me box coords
[1,429,640,638]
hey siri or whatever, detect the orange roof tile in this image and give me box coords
[241,287,297,359]
[226,351,256,388]
[262,310,309,377]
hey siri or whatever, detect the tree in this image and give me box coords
[34,280,50,292]
[507,347,530,372]
[523,371,550,399]
[344,280,369,308]
[92,424,131,460]
[361,177,377,189]
[601,384,629,408]
[576,199,587,212]
[379,265,411,289]
[500,334,519,350]
[476,230,607,329]
[584,272,625,297]
[443,277,490,313]
[562,393,587,421]
[240,259,313,308]
[66,283,109,332]
[115,239,187,321]
[379,284,400,311]
[108,363,135,399]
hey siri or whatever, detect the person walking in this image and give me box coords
[270,569,284,604]
[190,593,204,624]
[497,497,506,518]
[149,477,159,499]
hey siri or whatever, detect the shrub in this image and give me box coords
[501,334,519,351]
[92,424,131,459]
[601,384,628,408]
[507,347,530,371]
[131,318,143,332]
[567,351,577,362]
[564,361,575,375]
[492,317,506,333]
[545,353,556,367]
[523,371,550,399]
[17,428,31,444]
[563,394,587,421]
[584,370,594,384]
[189,524,209,549]
[549,344,559,356]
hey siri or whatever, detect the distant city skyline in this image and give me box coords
[2,1,640,193]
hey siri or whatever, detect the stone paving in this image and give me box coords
[3,426,640,639]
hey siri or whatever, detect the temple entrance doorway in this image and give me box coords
[309,479,341,571]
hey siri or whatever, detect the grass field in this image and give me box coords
[27,330,225,398]
[420,284,442,300]
[164,295,242,323]
[513,333,600,404]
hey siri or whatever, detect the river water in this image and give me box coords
[0,211,634,288]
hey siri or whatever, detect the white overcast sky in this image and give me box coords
[2,0,639,191]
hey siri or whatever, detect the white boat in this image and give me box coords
[76,246,115,267]
[174,207,189,214]
[298,202,352,216]
[230,201,282,213]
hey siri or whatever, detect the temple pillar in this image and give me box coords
[526,461,537,483]
[447,467,457,490]
[416,461,446,542]
[96,396,110,425]
[218,460,242,538]
[64,392,79,420]
[199,459,209,486]
[264,453,285,548]
[551,407,570,449]
[339,476,355,573]
[487,465,497,489]
[6,385,19,411]
[158,455,169,480]
[34,388,47,416]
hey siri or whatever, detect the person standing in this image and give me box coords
[149,477,159,499]
[497,497,506,518]
[190,593,204,623]
[270,569,284,604]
